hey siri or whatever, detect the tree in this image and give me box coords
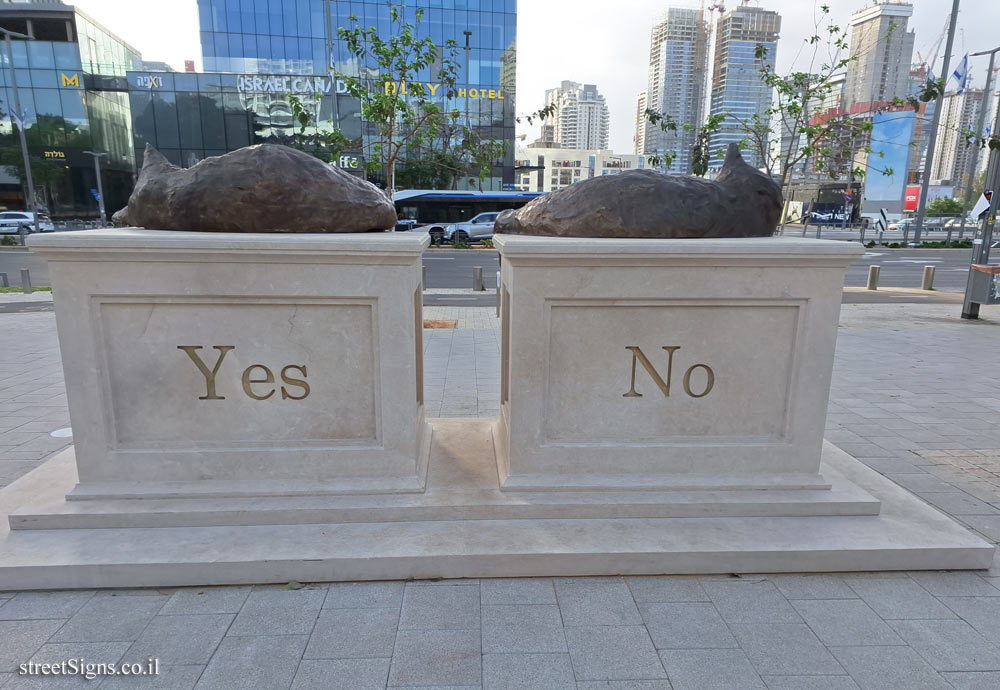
[644,112,724,176]
[285,94,354,164]
[338,3,461,194]
[925,197,964,217]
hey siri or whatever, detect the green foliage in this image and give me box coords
[285,94,353,163]
[480,238,494,248]
[1,235,17,246]
[925,197,964,217]
[451,240,471,248]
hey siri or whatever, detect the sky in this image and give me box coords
[73,0,999,153]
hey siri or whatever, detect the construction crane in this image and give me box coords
[915,18,949,76]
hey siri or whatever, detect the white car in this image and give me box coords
[0,211,55,234]
[442,212,500,243]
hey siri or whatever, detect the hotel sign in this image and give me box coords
[237,75,348,95]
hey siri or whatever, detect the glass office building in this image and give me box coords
[158,0,519,188]
[0,2,139,217]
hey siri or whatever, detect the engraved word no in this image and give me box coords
[623,346,715,399]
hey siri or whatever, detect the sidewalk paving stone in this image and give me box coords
[121,613,232,666]
[940,671,1000,689]
[829,645,952,690]
[658,648,765,690]
[844,578,957,620]
[290,658,389,690]
[761,677,860,690]
[225,589,324,637]
[322,581,404,609]
[480,604,566,654]
[0,592,94,621]
[888,619,1000,672]
[565,626,666,681]
[730,623,844,676]
[701,580,802,625]
[387,629,481,687]
[555,579,642,627]
[398,583,480,630]
[481,652,575,690]
[639,602,736,650]
[159,586,251,615]
[193,634,306,690]
[49,594,167,643]
[304,607,398,659]
[791,599,906,646]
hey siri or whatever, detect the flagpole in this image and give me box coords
[912,0,962,245]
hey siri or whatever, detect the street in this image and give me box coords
[1,245,980,296]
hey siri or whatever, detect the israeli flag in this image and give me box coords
[952,54,969,95]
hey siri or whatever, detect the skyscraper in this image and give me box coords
[639,7,709,174]
[843,2,916,109]
[543,81,610,150]
[706,3,781,170]
[634,90,648,156]
[931,89,983,195]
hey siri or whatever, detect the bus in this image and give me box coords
[393,189,545,242]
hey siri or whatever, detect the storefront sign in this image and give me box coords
[60,73,80,87]
[237,75,348,95]
[44,150,66,159]
[383,81,504,100]
[135,75,162,89]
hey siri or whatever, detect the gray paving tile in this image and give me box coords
[889,619,1000,671]
[0,592,93,621]
[226,588,324,636]
[0,673,9,689]
[791,599,905,646]
[159,587,251,615]
[102,664,204,690]
[122,613,232,666]
[387,630,481,687]
[555,580,642,626]
[303,607,398,659]
[762,677,859,690]
[701,580,801,625]
[730,624,844,676]
[564,626,666,681]
[659,649,765,690]
[480,578,556,605]
[845,578,956,620]
[830,646,952,690]
[576,680,673,690]
[769,575,857,600]
[626,577,708,603]
[956,516,1000,540]
[193,634,306,690]
[941,671,1000,689]
[481,604,566,654]
[909,572,1000,597]
[323,581,405,609]
[482,653,575,690]
[920,492,1000,515]
[50,594,167,643]
[290,658,389,690]
[398,583,479,630]
[639,602,736,649]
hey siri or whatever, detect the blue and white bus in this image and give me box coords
[393,190,544,243]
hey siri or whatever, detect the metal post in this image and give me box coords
[463,31,472,130]
[20,268,31,294]
[3,30,40,236]
[903,226,909,246]
[867,265,880,290]
[922,266,936,290]
[962,72,1000,319]
[816,224,822,240]
[960,48,999,224]
[860,226,866,244]
[912,0,961,245]
[0,272,8,287]
[495,270,500,318]
[879,229,884,245]
[946,228,953,246]
[83,151,108,225]
[472,266,483,291]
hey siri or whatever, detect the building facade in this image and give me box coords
[633,89,646,156]
[542,80,609,151]
[843,2,915,110]
[706,4,780,170]
[931,89,982,196]
[640,7,709,174]
[193,0,518,189]
[0,1,139,217]
[513,146,645,193]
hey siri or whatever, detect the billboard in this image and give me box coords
[904,185,920,212]
[861,111,916,215]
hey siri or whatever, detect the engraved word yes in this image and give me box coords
[177,345,310,401]
[623,346,715,399]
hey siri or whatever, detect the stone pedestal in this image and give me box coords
[28,229,431,497]
[494,235,862,492]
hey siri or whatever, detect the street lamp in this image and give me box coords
[83,151,108,225]
[0,27,39,236]
[464,31,472,129]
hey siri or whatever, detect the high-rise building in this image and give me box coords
[843,2,916,109]
[707,3,781,170]
[0,1,141,216]
[640,7,709,173]
[931,89,983,195]
[633,90,647,155]
[513,146,646,193]
[543,81,609,150]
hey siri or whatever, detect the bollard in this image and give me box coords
[816,225,822,240]
[0,272,7,287]
[422,264,427,287]
[946,228,953,247]
[902,226,909,246]
[921,265,935,290]
[878,229,884,245]
[20,268,31,294]
[495,270,501,317]
[472,266,484,292]
[866,265,880,291]
[859,227,866,244]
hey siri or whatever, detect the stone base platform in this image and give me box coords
[0,420,992,590]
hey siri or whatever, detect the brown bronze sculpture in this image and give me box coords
[495,143,782,238]
[113,144,397,232]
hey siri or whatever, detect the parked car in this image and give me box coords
[887,218,914,232]
[441,212,500,243]
[0,211,55,234]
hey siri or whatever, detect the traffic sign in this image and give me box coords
[90,188,101,202]
[844,192,852,202]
